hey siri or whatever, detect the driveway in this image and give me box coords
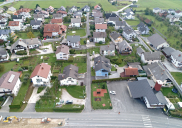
[0,96,13,112]
[162,59,182,73]
[61,89,85,105]
[107,81,164,115]
[36,44,54,54]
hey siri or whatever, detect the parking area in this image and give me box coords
[162,59,182,73]
[107,81,163,115]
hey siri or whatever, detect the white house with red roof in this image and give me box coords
[30,63,52,86]
[95,24,107,32]
[94,5,101,10]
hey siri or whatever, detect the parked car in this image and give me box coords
[66,100,73,104]
[172,88,178,93]
[109,91,116,95]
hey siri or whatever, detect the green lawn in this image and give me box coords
[29,49,40,55]
[75,47,100,54]
[37,86,46,94]
[0,61,17,77]
[91,67,95,76]
[4,0,118,11]
[60,86,85,99]
[17,32,40,39]
[111,65,116,71]
[66,29,86,37]
[80,38,86,45]
[126,19,140,26]
[91,82,112,109]
[171,72,182,85]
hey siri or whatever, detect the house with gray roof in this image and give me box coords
[58,64,79,85]
[71,18,81,27]
[124,12,135,20]
[0,47,9,61]
[53,14,62,19]
[127,79,168,108]
[93,32,107,43]
[168,9,175,14]
[162,47,175,58]
[58,6,66,11]
[110,31,123,44]
[124,8,134,15]
[122,26,136,42]
[30,20,42,29]
[73,12,82,18]
[0,71,21,96]
[23,38,41,49]
[166,14,180,22]
[68,6,77,14]
[67,35,80,48]
[107,17,119,25]
[33,14,44,22]
[137,46,145,56]
[153,7,162,13]
[100,45,115,56]
[94,18,104,24]
[116,40,132,54]
[141,51,161,64]
[115,21,126,30]
[81,5,90,12]
[143,62,172,85]
[94,56,111,77]
[93,11,103,19]
[12,15,24,22]
[147,33,169,50]
[105,13,118,19]
[0,29,11,41]
[137,22,150,34]
[171,50,182,69]
[55,45,69,60]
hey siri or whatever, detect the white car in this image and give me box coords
[110,91,116,95]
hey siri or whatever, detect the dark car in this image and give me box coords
[65,100,73,104]
[172,88,178,93]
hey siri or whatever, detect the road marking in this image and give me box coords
[142,115,152,128]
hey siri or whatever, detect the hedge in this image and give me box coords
[51,76,58,80]
[21,66,28,70]
[52,105,84,112]
[92,77,133,83]
[0,97,4,101]
[16,50,27,55]
[9,101,23,109]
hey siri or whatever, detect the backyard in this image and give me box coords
[171,72,182,85]
[91,82,112,109]
[74,47,100,54]
[66,28,86,37]
[17,32,40,39]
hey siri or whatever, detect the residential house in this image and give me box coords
[158,11,168,17]
[141,51,161,64]
[8,21,22,31]
[153,7,162,13]
[92,9,100,16]
[73,12,82,18]
[56,10,67,17]
[107,17,119,25]
[94,5,101,10]
[137,22,150,34]
[129,5,138,8]
[93,32,107,43]
[53,14,62,19]
[0,29,11,41]
[55,45,69,60]
[105,13,118,19]
[122,26,136,42]
[127,79,168,108]
[143,62,172,85]
[30,20,42,29]
[12,15,24,22]
[33,14,44,22]
[94,18,104,24]
[58,6,66,11]
[47,6,54,13]
[67,35,80,48]
[17,8,32,18]
[166,15,180,22]
[34,6,42,13]
[171,50,182,69]
[162,47,175,58]
[168,9,175,14]
[100,45,115,56]
[115,21,127,30]
[68,6,77,14]
[10,38,27,53]
[0,7,3,13]
[7,7,16,14]
[93,11,103,19]
[124,8,134,15]
[147,33,169,50]
[71,18,81,27]
[116,40,132,54]
[93,56,111,77]
[60,25,67,33]
[124,12,134,20]
[175,10,182,16]
[0,71,21,96]
[58,64,79,86]
[39,11,49,18]
[95,24,107,32]
[0,47,9,61]
[43,24,61,38]
[30,63,52,86]
[0,22,6,29]
[137,46,145,56]
[127,62,146,76]
[109,31,123,44]
[51,19,63,25]
[120,67,139,77]
[23,38,41,49]
[144,19,152,26]
[81,5,90,12]
[1,13,11,19]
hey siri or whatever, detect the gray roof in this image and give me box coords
[53,14,62,18]
[127,62,142,70]
[12,15,23,19]
[58,64,78,80]
[123,26,133,35]
[100,45,115,53]
[23,38,41,46]
[115,21,126,27]
[73,13,82,17]
[110,31,120,40]
[147,33,167,47]
[71,18,81,23]
[94,56,111,71]
[94,18,104,23]
[143,51,161,60]
[11,38,27,52]
[0,29,11,36]
[93,32,107,38]
[171,50,182,62]
[124,8,132,13]
[137,47,145,55]
[118,40,132,52]
[143,62,170,81]
[67,35,80,43]
[162,47,175,56]
[153,90,168,104]
[153,7,160,10]
[55,45,69,54]
[137,22,145,28]
[30,20,42,25]
[0,47,7,56]
[168,9,174,11]
[58,6,66,11]
[82,5,90,10]
[166,14,173,19]
[33,14,44,18]
[128,79,160,104]
[108,17,119,21]
[93,12,103,17]
[129,5,138,7]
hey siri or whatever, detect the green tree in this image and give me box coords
[0,64,4,72]
[161,55,165,62]
[99,41,103,44]
[81,15,86,22]
[3,6,8,11]
[7,33,14,44]
[26,18,30,24]
[18,68,23,72]
[36,4,40,8]
[27,31,35,38]
[90,24,95,30]
[19,5,24,9]
[116,58,122,64]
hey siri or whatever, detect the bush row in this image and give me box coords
[92,77,133,83]
[9,101,23,109]
[21,66,28,70]
[16,50,27,55]
[52,105,84,112]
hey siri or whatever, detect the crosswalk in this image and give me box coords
[142,115,153,127]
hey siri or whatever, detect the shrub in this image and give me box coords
[99,41,103,44]
[0,64,5,72]
[92,77,131,83]
[18,68,23,72]
[0,97,4,101]
[69,49,75,54]
[16,50,27,55]
[21,66,28,70]
[51,76,57,80]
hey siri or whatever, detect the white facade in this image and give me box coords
[0,52,9,62]
[71,23,80,27]
[13,18,24,23]
[9,22,22,31]
[125,14,135,19]
[141,53,160,64]
[153,42,169,50]
[52,32,59,37]
[122,31,136,42]
[0,34,9,41]
[102,50,115,56]
[94,37,105,43]
[67,41,80,48]
[60,77,78,85]
[171,55,182,68]
[168,10,175,14]
[96,29,106,32]
[19,12,31,19]
[175,12,182,16]
[31,70,52,86]
[28,44,40,49]
[153,9,161,13]
[56,51,69,60]
[31,24,41,29]
[34,17,44,21]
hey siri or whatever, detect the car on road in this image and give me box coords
[66,100,73,104]
[109,91,116,95]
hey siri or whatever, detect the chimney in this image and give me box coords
[154,80,163,91]
[179,54,181,57]
[42,67,44,69]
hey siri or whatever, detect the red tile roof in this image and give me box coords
[124,67,139,76]
[44,24,60,32]
[8,21,19,26]
[61,25,67,32]
[95,24,107,29]
[17,8,32,14]
[57,10,67,14]
[30,63,51,79]
[175,10,181,13]
[94,5,100,9]
[51,19,62,23]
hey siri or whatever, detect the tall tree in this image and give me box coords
[27,32,35,38]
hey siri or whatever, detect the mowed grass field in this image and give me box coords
[4,0,118,11]
[137,0,182,10]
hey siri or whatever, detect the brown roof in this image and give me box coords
[144,19,152,24]
[60,25,67,31]
[55,44,69,54]
[30,63,51,79]
[95,24,107,29]
[175,10,181,13]
[57,10,67,14]
[8,21,19,26]
[0,71,20,91]
[124,67,139,76]
[44,24,60,32]
[51,19,62,23]
[93,32,107,38]
[94,5,100,9]
[17,8,31,14]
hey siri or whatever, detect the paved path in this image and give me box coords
[0,97,13,112]
[115,3,132,13]
[0,0,15,7]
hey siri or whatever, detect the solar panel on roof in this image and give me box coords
[8,74,15,83]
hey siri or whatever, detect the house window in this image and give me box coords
[36,79,42,83]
